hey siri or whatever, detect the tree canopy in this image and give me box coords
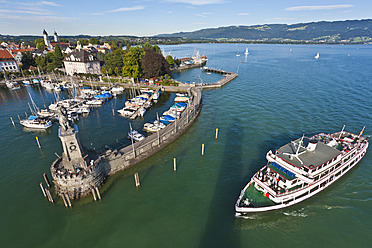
[122,46,144,80]
[21,51,36,70]
[141,48,170,78]
[104,49,125,76]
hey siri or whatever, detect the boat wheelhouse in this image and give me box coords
[235,129,369,215]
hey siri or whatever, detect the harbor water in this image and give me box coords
[1,43,372,247]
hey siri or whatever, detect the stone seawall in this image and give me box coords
[105,87,202,175]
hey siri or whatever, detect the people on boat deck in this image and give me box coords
[257,167,286,194]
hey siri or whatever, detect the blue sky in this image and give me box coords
[0,0,371,36]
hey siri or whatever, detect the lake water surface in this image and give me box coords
[0,43,371,247]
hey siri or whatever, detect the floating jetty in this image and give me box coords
[50,87,202,199]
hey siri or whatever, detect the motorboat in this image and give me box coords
[118,107,136,117]
[127,130,145,142]
[20,115,53,129]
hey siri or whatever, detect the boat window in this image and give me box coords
[303,167,309,173]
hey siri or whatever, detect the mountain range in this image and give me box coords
[157,19,372,44]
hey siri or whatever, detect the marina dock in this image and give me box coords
[130,86,161,119]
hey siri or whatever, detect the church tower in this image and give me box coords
[54,30,59,42]
[43,29,51,48]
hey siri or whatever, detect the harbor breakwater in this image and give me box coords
[51,87,203,200]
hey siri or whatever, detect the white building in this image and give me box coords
[63,49,101,76]
[0,50,19,72]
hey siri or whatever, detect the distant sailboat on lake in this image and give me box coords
[315,52,320,59]
[245,48,249,56]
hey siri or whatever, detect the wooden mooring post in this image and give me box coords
[43,173,51,188]
[45,188,54,203]
[10,117,15,128]
[95,187,101,200]
[39,182,46,197]
[61,194,68,207]
[65,193,72,207]
[202,144,205,156]
[215,128,219,140]
[134,173,140,187]
[35,136,42,149]
[173,158,177,172]
[92,188,97,201]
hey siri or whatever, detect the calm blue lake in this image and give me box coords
[0,43,371,247]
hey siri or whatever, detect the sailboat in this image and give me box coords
[245,48,249,56]
[315,52,320,59]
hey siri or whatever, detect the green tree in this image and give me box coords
[104,49,125,76]
[141,48,170,78]
[142,42,152,50]
[35,55,47,71]
[53,45,64,68]
[36,42,45,50]
[21,51,36,70]
[101,67,107,75]
[122,46,144,80]
[153,45,162,54]
[166,55,175,67]
[89,37,100,45]
[78,39,88,46]
[59,38,69,43]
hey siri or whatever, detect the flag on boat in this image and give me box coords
[359,126,365,137]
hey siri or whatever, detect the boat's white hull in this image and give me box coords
[20,120,53,129]
[235,139,368,215]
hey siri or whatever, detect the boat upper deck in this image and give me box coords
[276,137,342,169]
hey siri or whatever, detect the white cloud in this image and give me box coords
[0,8,52,15]
[108,6,145,13]
[166,0,224,5]
[18,1,62,7]
[38,1,61,7]
[286,5,353,11]
[91,5,145,15]
[195,12,212,18]
[237,13,249,16]
[196,13,206,18]
[0,13,75,22]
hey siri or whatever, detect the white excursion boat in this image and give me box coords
[235,128,369,216]
[20,116,53,129]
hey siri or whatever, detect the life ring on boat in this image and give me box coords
[265,192,270,198]
[69,145,77,151]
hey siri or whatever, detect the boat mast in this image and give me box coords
[338,125,345,139]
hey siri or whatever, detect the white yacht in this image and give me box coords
[127,130,145,142]
[235,128,369,215]
[20,116,53,129]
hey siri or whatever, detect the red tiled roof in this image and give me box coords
[10,48,35,54]
[0,50,15,61]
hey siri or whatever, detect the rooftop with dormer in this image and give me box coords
[63,49,99,63]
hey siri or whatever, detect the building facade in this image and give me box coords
[0,50,19,72]
[63,49,101,75]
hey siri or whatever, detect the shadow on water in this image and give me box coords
[199,117,243,248]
